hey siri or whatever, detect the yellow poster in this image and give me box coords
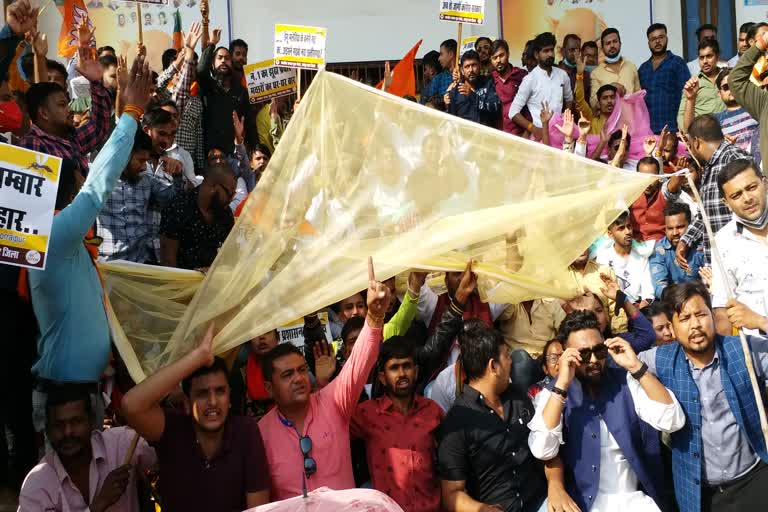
[274,24,327,70]
[439,0,486,25]
[244,58,297,104]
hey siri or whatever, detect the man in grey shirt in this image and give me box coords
[636,281,768,512]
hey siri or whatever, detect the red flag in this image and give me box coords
[58,0,91,59]
[375,39,422,97]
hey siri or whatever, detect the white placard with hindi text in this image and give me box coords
[277,311,333,348]
[0,143,62,270]
[439,0,485,25]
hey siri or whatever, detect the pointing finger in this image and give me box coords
[368,256,375,284]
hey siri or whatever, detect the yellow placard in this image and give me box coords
[439,0,486,24]
[244,58,298,104]
[274,23,327,70]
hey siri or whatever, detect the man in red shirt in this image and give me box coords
[490,39,528,135]
[630,150,683,241]
[351,336,444,512]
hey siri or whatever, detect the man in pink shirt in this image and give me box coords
[18,386,156,512]
[258,258,393,500]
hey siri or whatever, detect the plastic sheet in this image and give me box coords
[244,487,404,511]
[103,70,655,383]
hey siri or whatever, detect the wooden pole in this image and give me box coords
[136,2,143,46]
[122,432,140,466]
[455,22,463,72]
[296,69,302,102]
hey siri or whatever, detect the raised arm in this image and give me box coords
[1,0,35,79]
[731,38,768,119]
[75,47,113,154]
[172,21,203,116]
[122,324,215,442]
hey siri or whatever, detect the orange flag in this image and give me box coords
[375,39,423,98]
[58,0,91,59]
[172,10,183,51]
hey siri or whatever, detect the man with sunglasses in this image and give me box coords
[529,311,685,512]
[159,162,235,270]
[122,325,271,510]
[712,69,760,156]
[258,259,393,500]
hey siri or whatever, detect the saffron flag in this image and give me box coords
[172,10,183,51]
[375,39,422,97]
[58,0,92,59]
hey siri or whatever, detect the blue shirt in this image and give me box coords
[420,70,453,102]
[30,115,137,382]
[648,236,705,299]
[639,52,690,133]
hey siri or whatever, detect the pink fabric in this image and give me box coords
[246,487,405,511]
[547,89,654,160]
[18,427,156,512]
[258,322,383,501]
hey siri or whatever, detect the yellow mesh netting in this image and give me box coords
[102,71,656,383]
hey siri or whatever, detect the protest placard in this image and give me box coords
[277,311,333,348]
[439,0,485,25]
[0,144,62,270]
[244,59,298,104]
[274,24,327,70]
[461,36,479,56]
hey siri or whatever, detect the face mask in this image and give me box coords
[562,57,575,68]
[585,64,597,73]
[604,53,622,64]
[0,100,23,132]
[735,200,768,230]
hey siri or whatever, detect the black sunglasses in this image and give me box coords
[578,344,609,363]
[299,435,317,477]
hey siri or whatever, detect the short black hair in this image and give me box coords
[46,60,69,80]
[97,45,116,55]
[162,48,178,70]
[146,97,178,113]
[581,40,598,53]
[661,281,712,318]
[341,315,365,343]
[440,39,458,55]
[133,125,154,154]
[641,301,669,321]
[562,33,581,47]
[460,324,506,382]
[740,22,756,35]
[181,356,229,395]
[229,38,249,53]
[379,335,417,368]
[647,23,667,38]
[637,155,661,173]
[600,28,621,46]
[558,310,602,344]
[99,54,118,68]
[664,201,692,222]
[142,107,176,128]
[696,23,718,41]
[608,129,631,147]
[422,50,441,72]
[717,158,764,196]
[609,210,630,228]
[491,39,509,56]
[596,83,617,100]
[26,81,66,123]
[533,32,557,53]
[716,67,730,89]
[474,37,492,49]
[688,114,723,142]
[460,49,480,66]
[250,143,272,159]
[45,383,92,420]
[748,23,768,42]
[261,343,305,383]
[698,38,720,56]
[539,338,563,368]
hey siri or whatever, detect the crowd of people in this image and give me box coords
[2,0,768,510]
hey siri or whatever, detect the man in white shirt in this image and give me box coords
[509,31,574,140]
[711,159,768,336]
[596,211,655,306]
[528,310,685,512]
[687,24,728,76]
[728,22,755,68]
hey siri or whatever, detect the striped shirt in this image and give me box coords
[714,107,759,154]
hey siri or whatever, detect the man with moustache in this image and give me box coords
[649,202,705,299]
[637,281,768,512]
[123,325,271,510]
[679,39,727,131]
[711,160,768,336]
[558,33,590,101]
[445,49,500,127]
[19,386,156,511]
[197,30,252,155]
[474,36,493,75]
[529,311,684,512]
[351,336,444,512]
[728,22,755,67]
[590,28,641,106]
[490,39,528,135]
[639,23,690,134]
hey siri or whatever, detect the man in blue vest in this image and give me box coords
[637,281,768,512]
[528,310,685,511]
